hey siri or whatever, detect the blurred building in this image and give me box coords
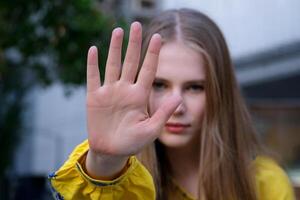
[8,0,300,199]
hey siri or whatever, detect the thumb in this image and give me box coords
[147,95,182,137]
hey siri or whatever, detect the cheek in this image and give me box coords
[149,91,165,115]
[189,95,206,121]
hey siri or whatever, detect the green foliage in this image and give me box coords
[0,0,129,178]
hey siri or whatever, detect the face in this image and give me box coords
[149,41,206,148]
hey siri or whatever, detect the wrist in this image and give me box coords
[85,149,129,180]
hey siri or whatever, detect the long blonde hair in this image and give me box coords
[138,8,262,200]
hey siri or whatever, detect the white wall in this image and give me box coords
[14,84,87,175]
[163,0,300,57]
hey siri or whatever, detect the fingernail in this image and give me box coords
[89,46,97,53]
[113,27,123,37]
[131,21,141,31]
[152,33,162,40]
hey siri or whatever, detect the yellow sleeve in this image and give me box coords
[255,156,296,200]
[48,140,155,200]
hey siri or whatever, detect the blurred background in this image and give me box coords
[0,0,299,199]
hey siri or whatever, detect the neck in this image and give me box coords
[164,141,200,197]
[165,143,199,178]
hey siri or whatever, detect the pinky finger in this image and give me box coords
[87,46,101,92]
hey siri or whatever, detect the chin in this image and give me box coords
[158,132,194,148]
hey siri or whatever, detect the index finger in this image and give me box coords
[87,46,101,92]
[136,34,161,91]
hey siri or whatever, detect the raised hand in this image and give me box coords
[85,22,181,179]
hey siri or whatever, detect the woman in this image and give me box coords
[49,9,295,200]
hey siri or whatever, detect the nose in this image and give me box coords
[174,102,186,115]
[172,89,186,115]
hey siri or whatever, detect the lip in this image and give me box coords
[165,123,190,134]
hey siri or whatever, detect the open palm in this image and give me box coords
[86,22,181,157]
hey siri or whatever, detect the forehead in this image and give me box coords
[156,41,206,80]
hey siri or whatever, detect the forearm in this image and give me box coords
[49,140,156,200]
[85,149,129,180]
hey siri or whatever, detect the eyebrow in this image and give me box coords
[154,77,206,84]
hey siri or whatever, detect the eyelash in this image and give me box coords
[152,81,166,91]
[186,84,204,91]
[152,82,204,92]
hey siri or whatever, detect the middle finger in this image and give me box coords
[120,22,142,83]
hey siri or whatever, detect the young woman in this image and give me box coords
[49,9,295,200]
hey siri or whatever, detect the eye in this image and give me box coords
[152,81,167,91]
[186,84,204,92]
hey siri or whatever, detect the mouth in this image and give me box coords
[165,123,191,134]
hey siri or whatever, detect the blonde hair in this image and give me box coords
[138,8,262,200]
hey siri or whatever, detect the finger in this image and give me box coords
[136,34,161,91]
[87,46,101,92]
[147,95,182,138]
[121,22,142,83]
[104,28,124,84]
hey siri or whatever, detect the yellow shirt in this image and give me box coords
[49,140,295,200]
